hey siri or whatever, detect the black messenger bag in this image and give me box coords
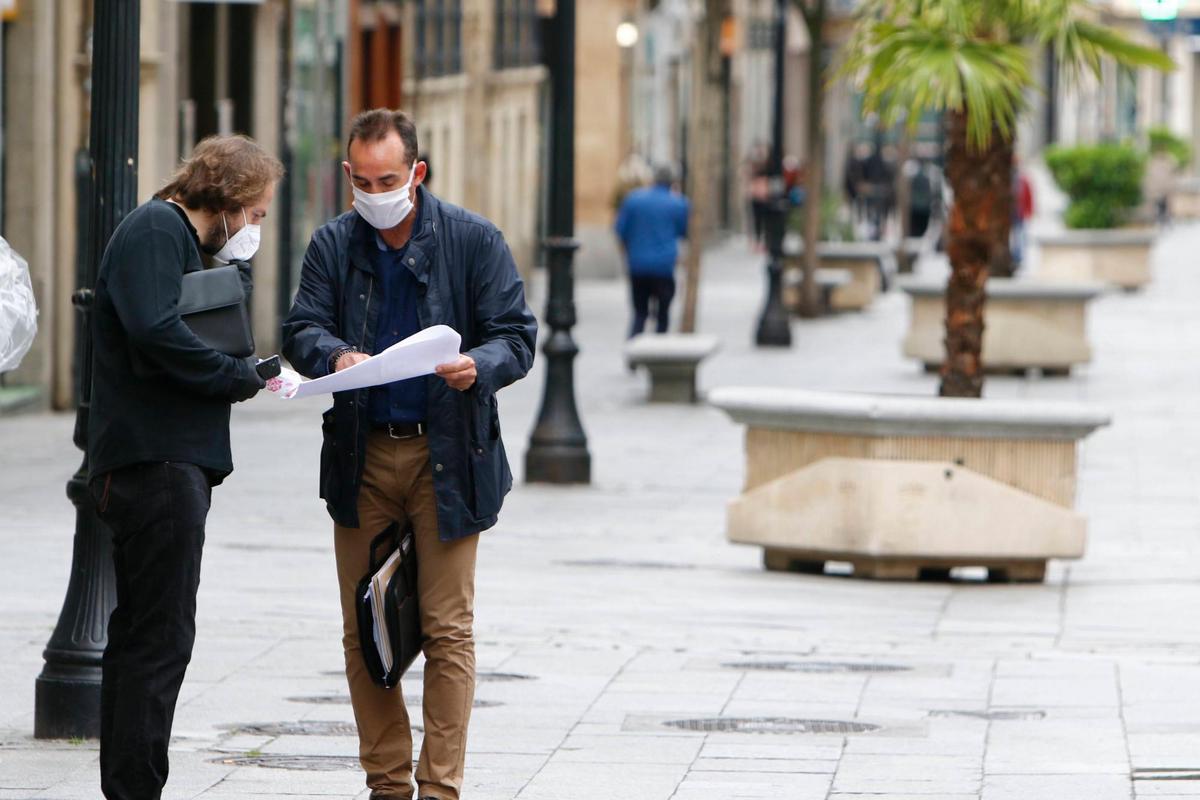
[178,264,254,357]
[355,522,423,689]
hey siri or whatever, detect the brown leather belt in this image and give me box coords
[372,421,428,440]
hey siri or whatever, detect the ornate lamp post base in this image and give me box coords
[525,237,591,484]
[526,444,591,484]
[35,448,114,739]
[35,669,103,740]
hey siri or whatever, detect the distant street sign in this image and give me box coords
[1141,0,1179,20]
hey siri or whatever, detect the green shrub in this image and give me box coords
[785,191,855,241]
[1148,126,1191,169]
[1046,144,1145,229]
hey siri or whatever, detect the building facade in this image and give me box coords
[1,0,288,411]
[2,0,546,413]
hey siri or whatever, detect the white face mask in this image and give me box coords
[213,208,261,265]
[352,163,418,230]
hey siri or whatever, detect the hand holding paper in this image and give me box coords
[268,325,462,400]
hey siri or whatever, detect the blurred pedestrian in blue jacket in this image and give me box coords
[614,164,690,337]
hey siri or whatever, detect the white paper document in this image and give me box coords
[367,544,403,673]
[271,325,461,400]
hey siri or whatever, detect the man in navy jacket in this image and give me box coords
[282,109,536,800]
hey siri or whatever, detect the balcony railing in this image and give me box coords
[415,0,463,78]
[494,0,541,70]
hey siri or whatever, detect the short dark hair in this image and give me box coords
[156,134,284,213]
[347,108,419,165]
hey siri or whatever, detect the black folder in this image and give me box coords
[178,264,254,357]
[355,522,422,689]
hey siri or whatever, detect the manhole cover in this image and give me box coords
[225,721,359,737]
[722,661,911,674]
[287,695,501,709]
[212,754,359,771]
[557,558,696,570]
[477,672,536,683]
[929,710,1045,721]
[1134,768,1200,781]
[663,717,880,735]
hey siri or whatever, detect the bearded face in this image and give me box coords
[198,219,228,256]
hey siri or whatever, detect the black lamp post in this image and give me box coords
[755,0,792,348]
[755,197,791,346]
[526,0,591,485]
[35,0,139,740]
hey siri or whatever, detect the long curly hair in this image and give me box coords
[156,134,283,213]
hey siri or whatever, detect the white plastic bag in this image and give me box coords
[0,236,37,373]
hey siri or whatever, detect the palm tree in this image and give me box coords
[842,0,1173,397]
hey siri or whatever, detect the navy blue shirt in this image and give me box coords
[367,204,428,425]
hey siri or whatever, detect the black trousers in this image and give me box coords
[629,275,676,337]
[89,462,211,800]
[750,200,767,243]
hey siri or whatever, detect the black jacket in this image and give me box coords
[88,199,261,482]
[282,188,537,540]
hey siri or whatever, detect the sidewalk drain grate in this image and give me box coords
[722,661,911,674]
[558,558,696,571]
[478,672,536,682]
[1134,768,1200,781]
[929,710,1045,721]
[286,695,349,705]
[212,754,360,771]
[287,695,502,709]
[226,721,359,737]
[663,717,880,735]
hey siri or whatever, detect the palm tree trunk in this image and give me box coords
[940,108,1007,398]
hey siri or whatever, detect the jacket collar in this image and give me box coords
[347,185,440,283]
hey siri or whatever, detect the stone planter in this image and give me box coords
[782,268,850,315]
[710,388,1111,582]
[1169,178,1200,220]
[782,241,894,311]
[898,277,1104,375]
[1035,227,1156,290]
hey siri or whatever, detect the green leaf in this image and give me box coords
[841,0,1174,151]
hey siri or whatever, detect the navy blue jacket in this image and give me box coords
[282,187,537,539]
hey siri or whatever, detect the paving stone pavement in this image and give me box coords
[3,224,1200,800]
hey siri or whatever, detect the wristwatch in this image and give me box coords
[329,345,358,372]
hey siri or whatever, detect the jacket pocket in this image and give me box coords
[469,394,504,521]
[319,407,338,502]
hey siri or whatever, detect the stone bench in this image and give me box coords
[625,334,720,403]
[709,387,1111,582]
[899,236,923,274]
[1035,227,1156,291]
[782,241,894,310]
[783,268,852,314]
[898,277,1105,375]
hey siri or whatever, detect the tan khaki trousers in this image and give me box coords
[334,431,478,800]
